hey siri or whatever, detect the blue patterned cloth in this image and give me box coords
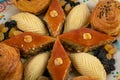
[0,0,6,2]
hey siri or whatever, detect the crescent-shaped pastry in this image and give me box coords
[11,0,51,14]
[0,43,23,80]
[64,4,91,33]
[91,0,120,36]
[11,12,48,35]
[70,53,106,80]
[24,52,50,80]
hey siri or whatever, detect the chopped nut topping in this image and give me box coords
[24,35,32,43]
[50,10,58,17]
[83,33,92,40]
[54,57,63,66]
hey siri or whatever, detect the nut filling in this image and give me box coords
[54,57,63,66]
[83,33,92,40]
[24,35,32,43]
[50,10,58,17]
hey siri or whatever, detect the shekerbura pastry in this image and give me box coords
[0,43,23,80]
[11,12,48,35]
[70,53,106,80]
[91,0,120,36]
[24,52,50,80]
[12,0,51,14]
[64,4,90,33]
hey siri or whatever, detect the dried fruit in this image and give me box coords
[0,32,4,41]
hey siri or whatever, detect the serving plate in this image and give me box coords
[0,0,120,80]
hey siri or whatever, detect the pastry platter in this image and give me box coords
[0,0,120,80]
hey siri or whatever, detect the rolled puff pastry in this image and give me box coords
[0,43,23,80]
[64,4,91,33]
[24,52,50,80]
[11,12,48,35]
[70,53,106,80]
[91,0,120,36]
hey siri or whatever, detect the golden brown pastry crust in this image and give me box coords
[59,28,116,52]
[44,0,65,37]
[0,43,23,80]
[12,0,51,14]
[2,32,55,58]
[91,0,120,36]
[71,76,97,80]
[47,38,71,80]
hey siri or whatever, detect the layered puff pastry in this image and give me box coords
[44,0,65,37]
[12,0,51,14]
[59,28,116,52]
[70,53,106,80]
[2,32,55,58]
[0,43,23,80]
[24,52,50,80]
[64,4,91,33]
[11,12,48,35]
[47,38,71,80]
[91,0,120,36]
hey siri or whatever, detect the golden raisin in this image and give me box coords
[108,48,117,55]
[106,54,112,60]
[104,44,113,52]
[0,32,4,41]
[65,3,72,13]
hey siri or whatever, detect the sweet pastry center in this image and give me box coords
[83,33,92,40]
[54,57,63,66]
[24,35,32,43]
[50,10,58,17]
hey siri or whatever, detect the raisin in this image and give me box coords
[101,58,109,65]
[109,58,115,65]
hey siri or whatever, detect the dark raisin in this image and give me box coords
[109,58,115,65]
[4,32,9,39]
[97,51,106,59]
[70,1,76,6]
[75,2,80,6]
[5,21,10,27]
[5,20,17,28]
[8,20,17,27]
[105,65,111,74]
[109,64,115,71]
[101,58,109,65]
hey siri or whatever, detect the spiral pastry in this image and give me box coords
[91,0,120,36]
[11,0,51,14]
[0,43,23,80]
